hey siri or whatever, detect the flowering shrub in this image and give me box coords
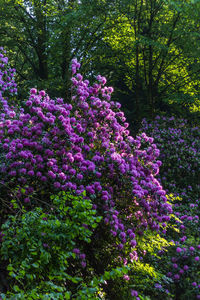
[0,51,172,243]
[0,49,173,298]
[0,47,17,98]
[0,47,17,117]
[140,116,200,299]
[142,116,200,190]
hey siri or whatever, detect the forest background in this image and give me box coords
[0,0,200,129]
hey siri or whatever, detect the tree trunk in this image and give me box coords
[60,0,76,101]
[61,27,72,101]
[34,0,48,80]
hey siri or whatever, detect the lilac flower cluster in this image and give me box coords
[141,116,200,191]
[0,50,172,266]
[0,47,17,103]
[167,245,200,282]
[131,289,139,299]
[73,248,86,268]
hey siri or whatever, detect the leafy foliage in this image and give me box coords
[0,192,102,298]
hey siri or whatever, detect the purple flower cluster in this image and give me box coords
[0,48,17,113]
[131,289,139,299]
[73,248,86,268]
[166,244,200,283]
[141,116,200,191]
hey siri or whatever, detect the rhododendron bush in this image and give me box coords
[0,49,174,298]
[0,50,172,233]
[140,117,200,300]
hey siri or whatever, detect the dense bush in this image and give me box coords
[142,116,200,191]
[0,49,175,299]
[140,116,200,299]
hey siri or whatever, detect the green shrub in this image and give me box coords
[0,192,103,299]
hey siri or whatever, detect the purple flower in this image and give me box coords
[27,170,34,176]
[176,247,182,253]
[130,239,137,247]
[155,283,162,289]
[192,282,197,287]
[131,290,138,297]
[39,90,46,97]
[120,232,126,239]
[24,197,30,203]
[174,274,180,280]
[30,88,37,94]
[73,248,80,255]
[54,182,61,188]
[183,265,189,271]
[48,170,56,179]
[123,275,130,281]
[81,261,86,268]
[80,253,86,260]
[118,243,124,250]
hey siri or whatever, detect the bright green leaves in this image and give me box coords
[0,191,102,298]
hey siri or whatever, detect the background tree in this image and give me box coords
[88,0,200,122]
[0,0,115,98]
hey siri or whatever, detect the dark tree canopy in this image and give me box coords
[0,0,199,122]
